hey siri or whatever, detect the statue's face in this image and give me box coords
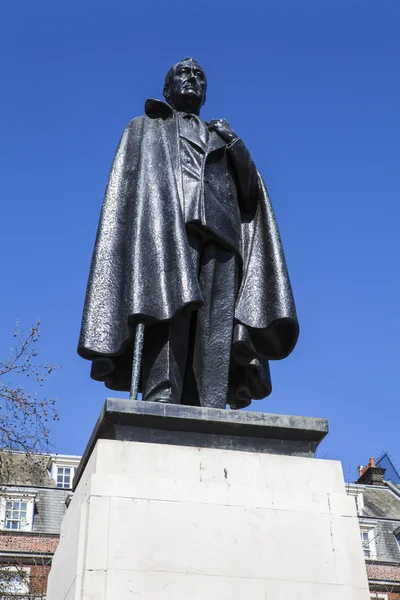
[167,60,207,114]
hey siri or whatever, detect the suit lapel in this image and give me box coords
[163,114,184,210]
[179,118,207,153]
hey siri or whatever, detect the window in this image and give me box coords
[346,484,364,516]
[0,494,35,532]
[0,566,30,598]
[360,525,377,560]
[370,594,388,600]
[56,466,73,489]
[395,529,400,552]
[48,455,80,489]
[4,501,28,531]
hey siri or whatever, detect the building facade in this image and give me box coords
[347,457,400,600]
[0,452,80,598]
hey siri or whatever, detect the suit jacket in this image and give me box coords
[78,99,299,408]
[175,106,257,254]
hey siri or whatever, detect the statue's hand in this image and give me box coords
[208,119,239,145]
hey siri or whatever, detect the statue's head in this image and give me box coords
[163,57,207,115]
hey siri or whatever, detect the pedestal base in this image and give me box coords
[47,401,370,599]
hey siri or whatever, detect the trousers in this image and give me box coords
[141,230,238,408]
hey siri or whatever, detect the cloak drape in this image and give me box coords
[78,106,299,408]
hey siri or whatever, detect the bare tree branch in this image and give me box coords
[0,320,59,454]
[0,320,60,598]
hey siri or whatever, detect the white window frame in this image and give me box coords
[55,465,73,489]
[0,566,30,596]
[394,526,400,553]
[360,522,377,560]
[0,492,36,532]
[48,455,80,489]
[395,532,400,552]
[370,594,388,600]
[346,484,364,516]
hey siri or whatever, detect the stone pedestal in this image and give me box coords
[47,400,370,599]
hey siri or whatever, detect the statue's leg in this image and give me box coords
[192,243,238,409]
[141,234,202,405]
[141,317,191,404]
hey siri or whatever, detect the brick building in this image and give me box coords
[347,456,400,600]
[0,451,80,598]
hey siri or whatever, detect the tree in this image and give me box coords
[0,320,59,453]
[0,320,60,599]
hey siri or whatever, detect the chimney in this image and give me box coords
[356,457,386,486]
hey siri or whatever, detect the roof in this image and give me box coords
[376,452,400,485]
[362,485,400,521]
[0,451,80,534]
[352,482,400,564]
[0,451,80,487]
[0,453,51,487]
[0,484,70,534]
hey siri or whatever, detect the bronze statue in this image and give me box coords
[78,57,299,409]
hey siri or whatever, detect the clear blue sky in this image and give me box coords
[1,1,399,481]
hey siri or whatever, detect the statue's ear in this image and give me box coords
[163,83,169,103]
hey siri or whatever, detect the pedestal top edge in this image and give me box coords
[105,398,328,434]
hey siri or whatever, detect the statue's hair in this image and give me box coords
[163,57,207,105]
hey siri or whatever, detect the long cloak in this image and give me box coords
[78,104,299,409]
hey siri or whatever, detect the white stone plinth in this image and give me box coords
[47,436,370,599]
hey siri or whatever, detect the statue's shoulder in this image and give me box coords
[124,111,166,133]
[117,116,149,144]
[124,115,147,131]
[122,101,173,137]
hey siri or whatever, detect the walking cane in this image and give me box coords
[129,321,145,401]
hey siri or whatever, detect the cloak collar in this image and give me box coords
[145,99,174,119]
